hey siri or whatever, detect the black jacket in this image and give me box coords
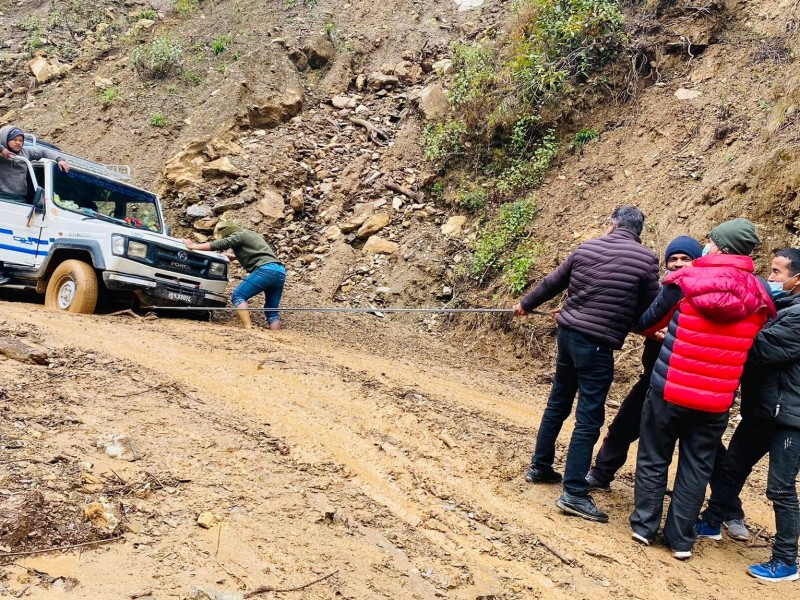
[520,228,659,349]
[740,294,800,430]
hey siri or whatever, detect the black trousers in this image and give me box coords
[589,339,660,484]
[631,389,729,551]
[532,327,615,498]
[702,418,800,564]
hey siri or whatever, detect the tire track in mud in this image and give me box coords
[2,306,782,600]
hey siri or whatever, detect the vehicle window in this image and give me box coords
[53,169,162,232]
[0,165,44,205]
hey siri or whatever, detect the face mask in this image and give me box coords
[701,243,712,257]
[769,281,789,300]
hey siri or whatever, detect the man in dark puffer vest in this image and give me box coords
[586,236,703,492]
[631,218,775,559]
[514,205,660,523]
[697,248,800,582]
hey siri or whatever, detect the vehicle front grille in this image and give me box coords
[152,244,209,278]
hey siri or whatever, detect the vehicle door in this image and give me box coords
[0,163,47,267]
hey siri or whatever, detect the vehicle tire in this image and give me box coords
[44,260,99,314]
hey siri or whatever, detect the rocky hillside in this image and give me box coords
[1,0,799,337]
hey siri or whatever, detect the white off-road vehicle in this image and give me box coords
[0,136,228,314]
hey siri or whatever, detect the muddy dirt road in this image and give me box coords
[0,303,787,599]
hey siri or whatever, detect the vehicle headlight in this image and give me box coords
[111,234,125,256]
[209,261,227,278]
[128,240,149,259]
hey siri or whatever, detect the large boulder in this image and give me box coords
[247,88,304,129]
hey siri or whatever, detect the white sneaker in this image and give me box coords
[672,549,692,560]
[632,532,651,546]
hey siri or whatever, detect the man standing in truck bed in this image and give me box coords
[513,205,660,523]
[0,125,70,285]
[0,125,70,199]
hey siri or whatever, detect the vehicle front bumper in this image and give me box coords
[102,272,227,307]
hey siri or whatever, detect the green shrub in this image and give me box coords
[449,42,495,107]
[150,112,166,128]
[496,131,558,193]
[100,87,119,105]
[456,186,488,211]
[570,127,600,151]
[19,16,40,32]
[503,248,538,294]
[509,0,625,103]
[172,0,198,15]
[471,197,538,281]
[211,34,232,55]
[132,37,183,79]
[423,119,467,165]
[137,9,158,20]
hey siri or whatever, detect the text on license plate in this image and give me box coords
[167,292,193,303]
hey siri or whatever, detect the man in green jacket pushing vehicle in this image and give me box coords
[182,221,285,330]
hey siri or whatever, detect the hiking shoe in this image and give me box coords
[724,519,750,541]
[585,473,611,492]
[525,467,563,484]
[672,549,692,561]
[747,559,799,582]
[632,532,651,546]
[694,520,722,541]
[556,493,609,523]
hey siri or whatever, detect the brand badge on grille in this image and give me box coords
[177,251,188,262]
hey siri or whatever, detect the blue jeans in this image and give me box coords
[231,263,285,325]
[532,327,615,497]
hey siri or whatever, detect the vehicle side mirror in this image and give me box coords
[32,187,45,212]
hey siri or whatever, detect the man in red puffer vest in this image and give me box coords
[630,218,775,560]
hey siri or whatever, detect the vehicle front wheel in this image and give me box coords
[44,260,99,314]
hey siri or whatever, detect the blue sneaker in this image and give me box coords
[747,559,799,582]
[694,519,722,541]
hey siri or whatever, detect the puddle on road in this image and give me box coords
[454,0,484,10]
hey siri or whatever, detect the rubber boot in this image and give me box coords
[237,309,252,329]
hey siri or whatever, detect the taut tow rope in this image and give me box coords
[143,306,553,316]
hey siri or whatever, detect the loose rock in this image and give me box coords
[289,188,305,214]
[212,197,247,215]
[97,434,142,461]
[186,204,212,220]
[357,213,391,239]
[84,499,121,534]
[257,188,285,220]
[196,511,220,529]
[363,236,398,254]
[441,216,467,236]
[202,157,244,179]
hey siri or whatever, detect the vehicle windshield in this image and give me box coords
[53,168,162,233]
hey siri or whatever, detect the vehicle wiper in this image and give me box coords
[80,210,127,227]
